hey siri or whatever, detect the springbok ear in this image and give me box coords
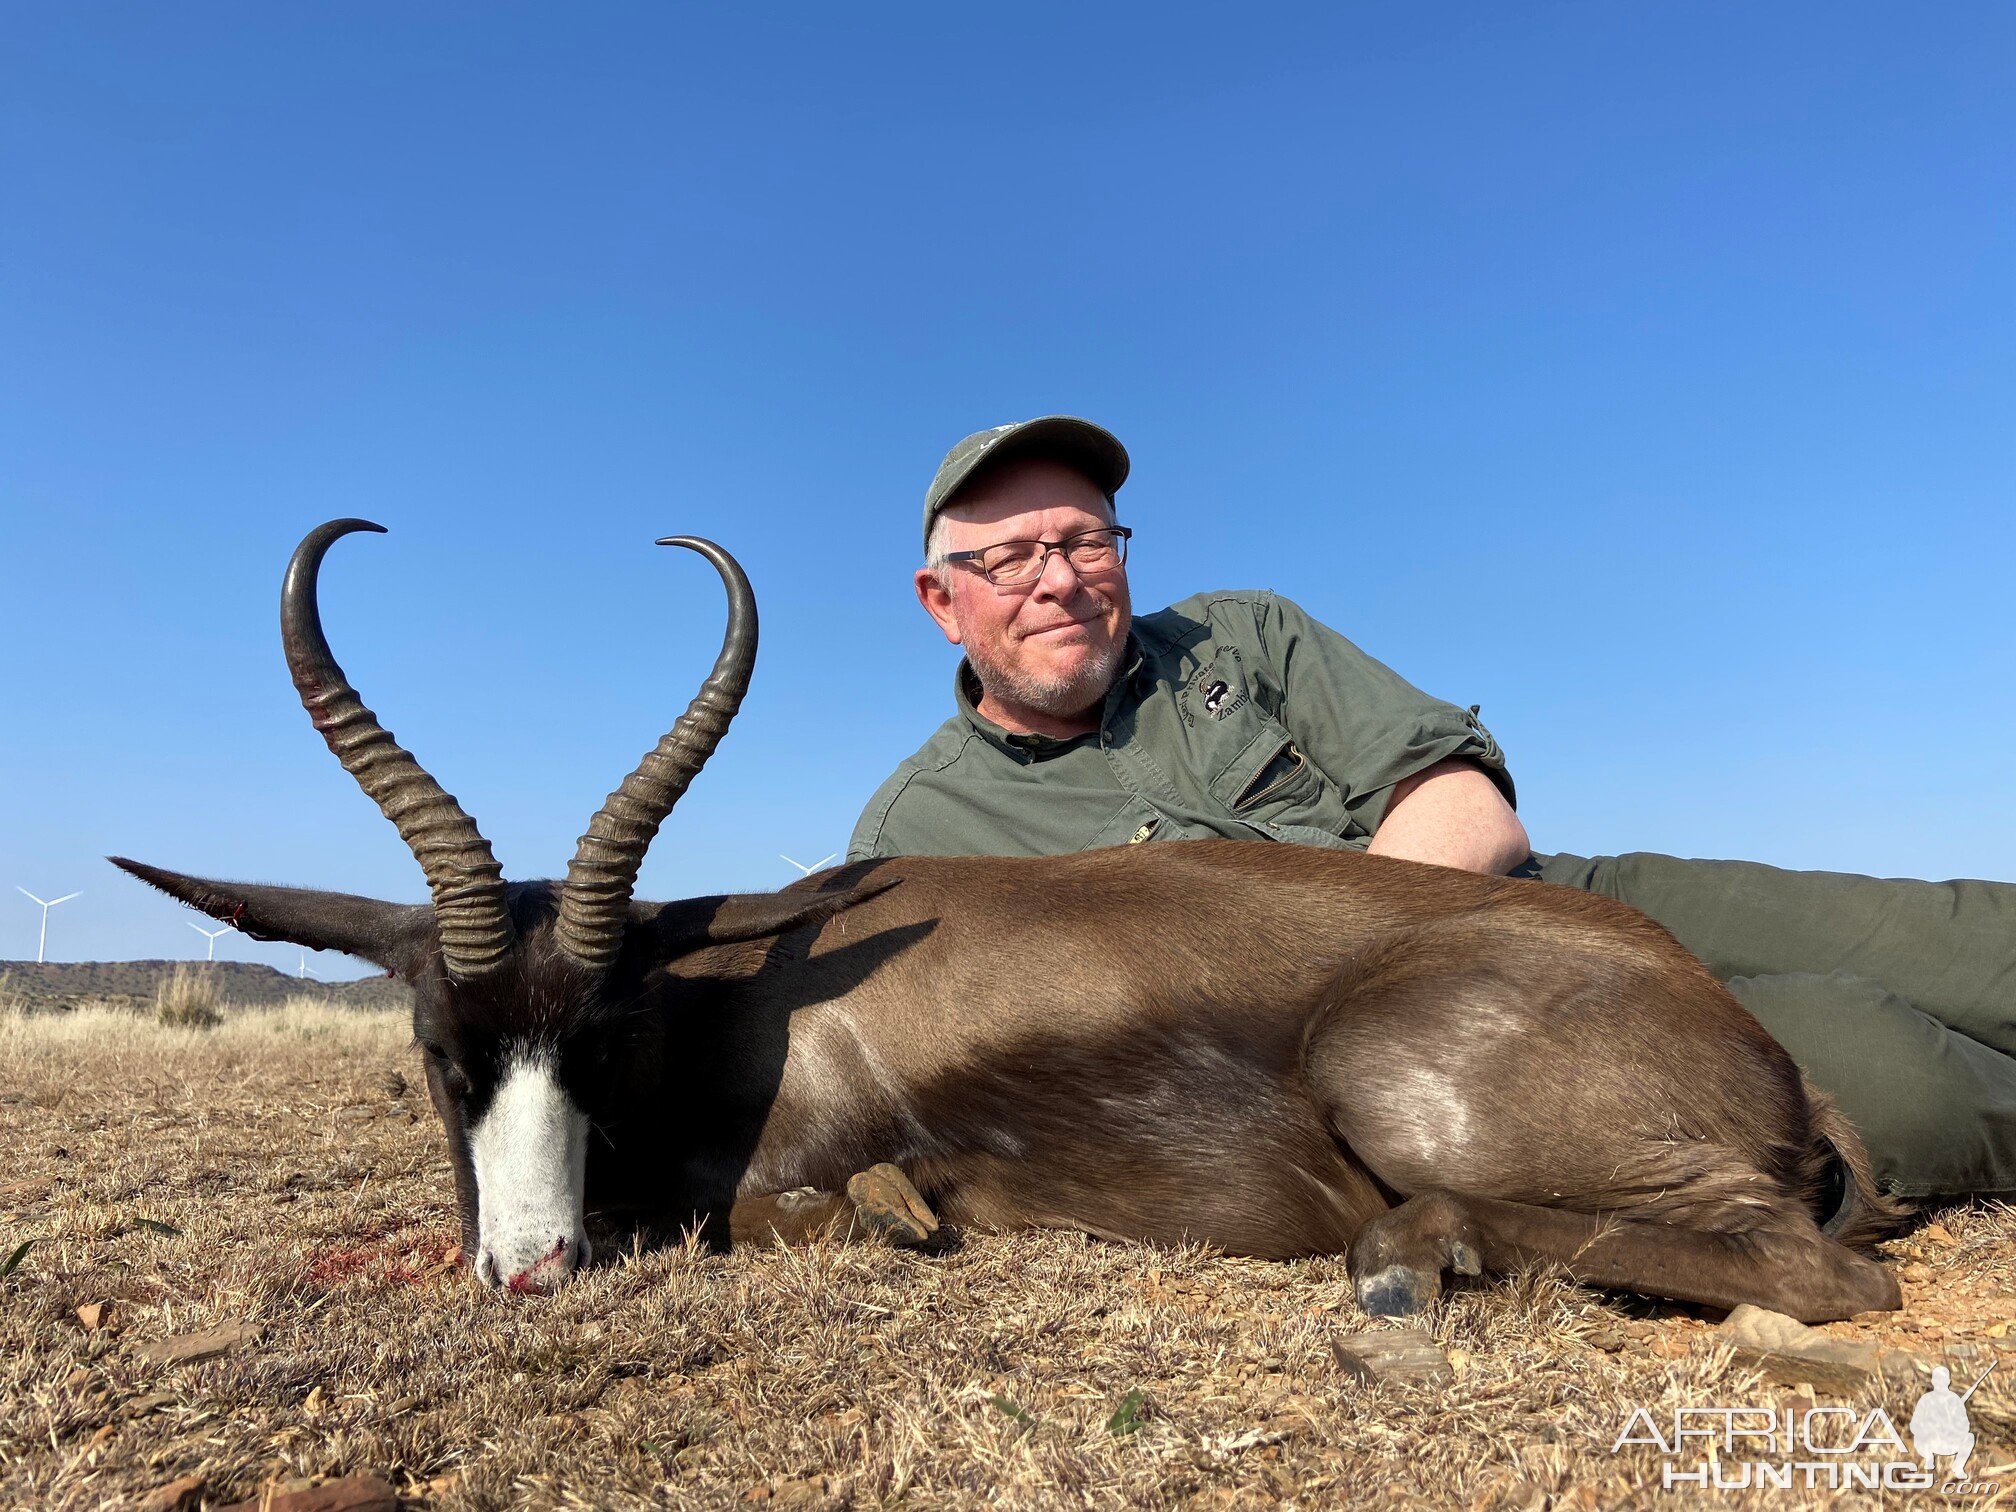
[109,857,436,978]
[646,878,902,956]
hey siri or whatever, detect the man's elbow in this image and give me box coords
[1487,806,1532,876]
[1368,760,1531,876]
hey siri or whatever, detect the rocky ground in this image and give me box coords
[1,1004,2009,1510]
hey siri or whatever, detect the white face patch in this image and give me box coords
[469,1050,590,1293]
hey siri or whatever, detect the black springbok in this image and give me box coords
[116,521,1907,1319]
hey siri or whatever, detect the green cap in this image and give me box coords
[921,415,1130,550]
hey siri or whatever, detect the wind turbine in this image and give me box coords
[780,852,838,876]
[15,888,80,965]
[187,922,231,962]
[296,949,318,980]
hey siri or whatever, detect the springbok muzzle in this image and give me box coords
[469,1052,590,1294]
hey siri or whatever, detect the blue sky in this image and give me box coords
[3,3,2010,977]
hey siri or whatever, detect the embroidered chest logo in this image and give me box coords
[1177,673,1241,725]
[1181,660,1249,726]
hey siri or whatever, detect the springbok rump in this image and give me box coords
[116,521,1907,1322]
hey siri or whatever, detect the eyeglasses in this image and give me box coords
[941,526,1133,587]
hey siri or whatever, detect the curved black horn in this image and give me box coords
[281,520,513,978]
[554,537,756,972]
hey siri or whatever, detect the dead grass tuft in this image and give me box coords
[154,966,225,1030]
[0,1009,2009,1509]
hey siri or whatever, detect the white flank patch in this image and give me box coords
[470,1050,590,1292]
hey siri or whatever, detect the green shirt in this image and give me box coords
[847,590,1514,861]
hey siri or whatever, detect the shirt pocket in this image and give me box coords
[1208,724,1355,835]
[1231,739,1315,813]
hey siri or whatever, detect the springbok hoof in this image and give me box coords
[1355,1263,1437,1317]
[845,1163,942,1249]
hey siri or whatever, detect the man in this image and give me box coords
[1910,1364,1980,1480]
[848,416,2016,1204]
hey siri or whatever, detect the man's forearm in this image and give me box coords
[1365,758,1531,875]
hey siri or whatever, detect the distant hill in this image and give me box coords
[0,959,409,1013]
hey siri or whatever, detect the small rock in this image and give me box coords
[126,1392,178,1417]
[135,1322,259,1367]
[384,1394,422,1415]
[1712,1304,1881,1392]
[1920,1221,1956,1245]
[137,1475,205,1512]
[1331,1326,1453,1385]
[333,1105,380,1124]
[216,1474,399,1512]
[1899,1261,1935,1283]
[76,1302,108,1332]
[1585,1327,1630,1353]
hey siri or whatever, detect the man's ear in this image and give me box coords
[646,878,902,957]
[914,566,963,646]
[109,857,436,978]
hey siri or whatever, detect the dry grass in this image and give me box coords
[1,1002,2011,1510]
[154,966,225,1030]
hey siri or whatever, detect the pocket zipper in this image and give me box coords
[1233,742,1307,812]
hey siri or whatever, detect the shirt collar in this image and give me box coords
[955,637,1147,761]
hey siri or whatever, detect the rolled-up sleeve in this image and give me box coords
[1249,594,1515,838]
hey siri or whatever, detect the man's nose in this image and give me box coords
[1030,543,1089,599]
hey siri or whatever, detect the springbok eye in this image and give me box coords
[418,1041,468,1095]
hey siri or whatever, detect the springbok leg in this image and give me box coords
[1348,1189,1899,1323]
[727,1163,942,1249]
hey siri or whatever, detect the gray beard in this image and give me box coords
[965,632,1127,722]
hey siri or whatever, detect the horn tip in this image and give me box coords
[298,519,388,552]
[107,855,164,888]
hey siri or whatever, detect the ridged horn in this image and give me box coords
[281,520,513,978]
[554,537,756,972]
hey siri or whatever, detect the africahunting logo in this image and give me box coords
[1614,1364,1998,1494]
